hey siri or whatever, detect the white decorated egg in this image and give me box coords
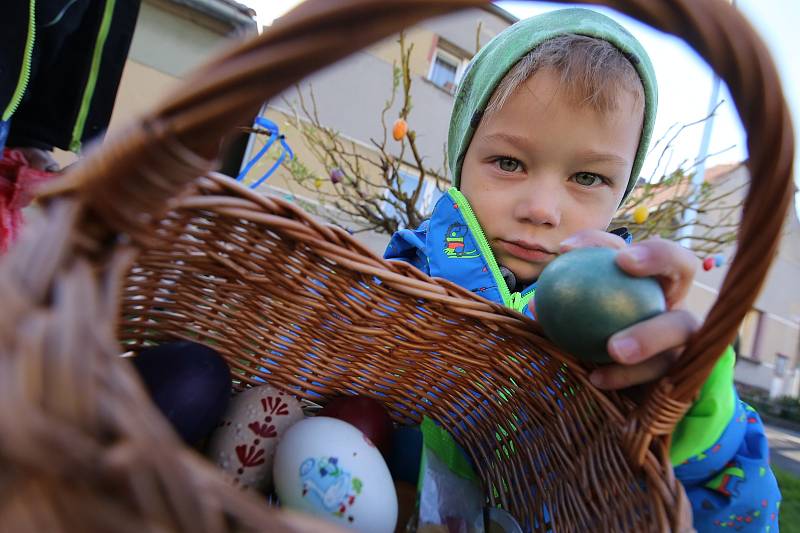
[273,417,398,533]
[207,385,304,491]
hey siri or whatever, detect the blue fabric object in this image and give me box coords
[0,120,9,155]
[676,396,781,531]
[386,425,423,485]
[237,117,294,188]
[385,189,536,319]
[384,191,782,529]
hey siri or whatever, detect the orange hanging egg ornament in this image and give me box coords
[392,118,408,141]
[633,205,649,224]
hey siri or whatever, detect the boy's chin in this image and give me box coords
[506,261,545,286]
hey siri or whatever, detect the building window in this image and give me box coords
[739,309,764,360]
[775,354,789,376]
[383,170,445,228]
[428,44,469,93]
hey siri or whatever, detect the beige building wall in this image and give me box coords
[248,7,513,172]
[127,0,239,77]
[107,61,181,133]
[242,106,420,256]
[370,28,441,81]
[369,8,507,80]
[240,7,515,255]
[682,165,800,398]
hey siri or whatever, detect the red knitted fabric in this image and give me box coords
[0,148,56,253]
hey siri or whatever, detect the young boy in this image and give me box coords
[384,9,780,530]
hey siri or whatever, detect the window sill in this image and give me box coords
[736,354,762,365]
[421,77,456,97]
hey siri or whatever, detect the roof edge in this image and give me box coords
[162,0,257,30]
[480,3,519,24]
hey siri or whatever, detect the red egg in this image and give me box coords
[703,257,715,271]
[319,396,394,455]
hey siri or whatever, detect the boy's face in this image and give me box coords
[460,68,644,284]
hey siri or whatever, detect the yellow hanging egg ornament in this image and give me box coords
[633,205,649,224]
[314,178,323,189]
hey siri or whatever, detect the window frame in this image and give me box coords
[739,308,765,360]
[775,354,789,376]
[427,45,469,93]
[382,169,445,228]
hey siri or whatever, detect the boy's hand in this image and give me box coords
[544,229,700,390]
[14,147,60,173]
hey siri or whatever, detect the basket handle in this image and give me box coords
[593,0,794,405]
[42,0,793,418]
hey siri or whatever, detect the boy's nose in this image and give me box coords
[514,184,561,227]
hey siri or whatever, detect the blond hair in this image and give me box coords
[485,34,644,117]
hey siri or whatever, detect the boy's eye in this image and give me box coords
[495,157,522,173]
[572,172,605,187]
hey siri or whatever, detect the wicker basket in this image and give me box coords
[0,0,793,531]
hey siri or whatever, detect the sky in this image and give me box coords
[249,0,799,213]
[496,1,800,205]
[250,0,303,27]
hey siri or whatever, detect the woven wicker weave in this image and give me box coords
[0,1,793,532]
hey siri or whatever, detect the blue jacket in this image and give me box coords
[385,189,782,531]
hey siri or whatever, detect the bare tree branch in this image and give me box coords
[252,31,745,259]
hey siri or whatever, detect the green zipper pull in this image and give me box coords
[510,289,536,315]
[69,0,117,152]
[3,0,36,122]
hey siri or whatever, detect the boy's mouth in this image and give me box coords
[498,239,557,262]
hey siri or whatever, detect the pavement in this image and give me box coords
[765,422,800,477]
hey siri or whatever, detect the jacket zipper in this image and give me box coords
[2,0,36,122]
[69,0,116,152]
[448,188,538,315]
[448,188,513,306]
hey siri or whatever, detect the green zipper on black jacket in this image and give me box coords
[448,188,536,314]
[69,0,117,152]
[2,0,36,122]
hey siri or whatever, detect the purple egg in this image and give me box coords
[330,168,344,184]
[131,341,232,445]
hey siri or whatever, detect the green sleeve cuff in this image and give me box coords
[669,345,736,465]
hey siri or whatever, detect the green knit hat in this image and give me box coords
[447,8,658,201]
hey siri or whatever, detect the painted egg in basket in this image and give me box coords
[318,395,394,455]
[206,385,304,491]
[131,341,232,445]
[273,417,398,533]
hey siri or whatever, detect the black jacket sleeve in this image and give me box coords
[2,0,141,152]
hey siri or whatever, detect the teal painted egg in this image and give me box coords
[534,247,666,364]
